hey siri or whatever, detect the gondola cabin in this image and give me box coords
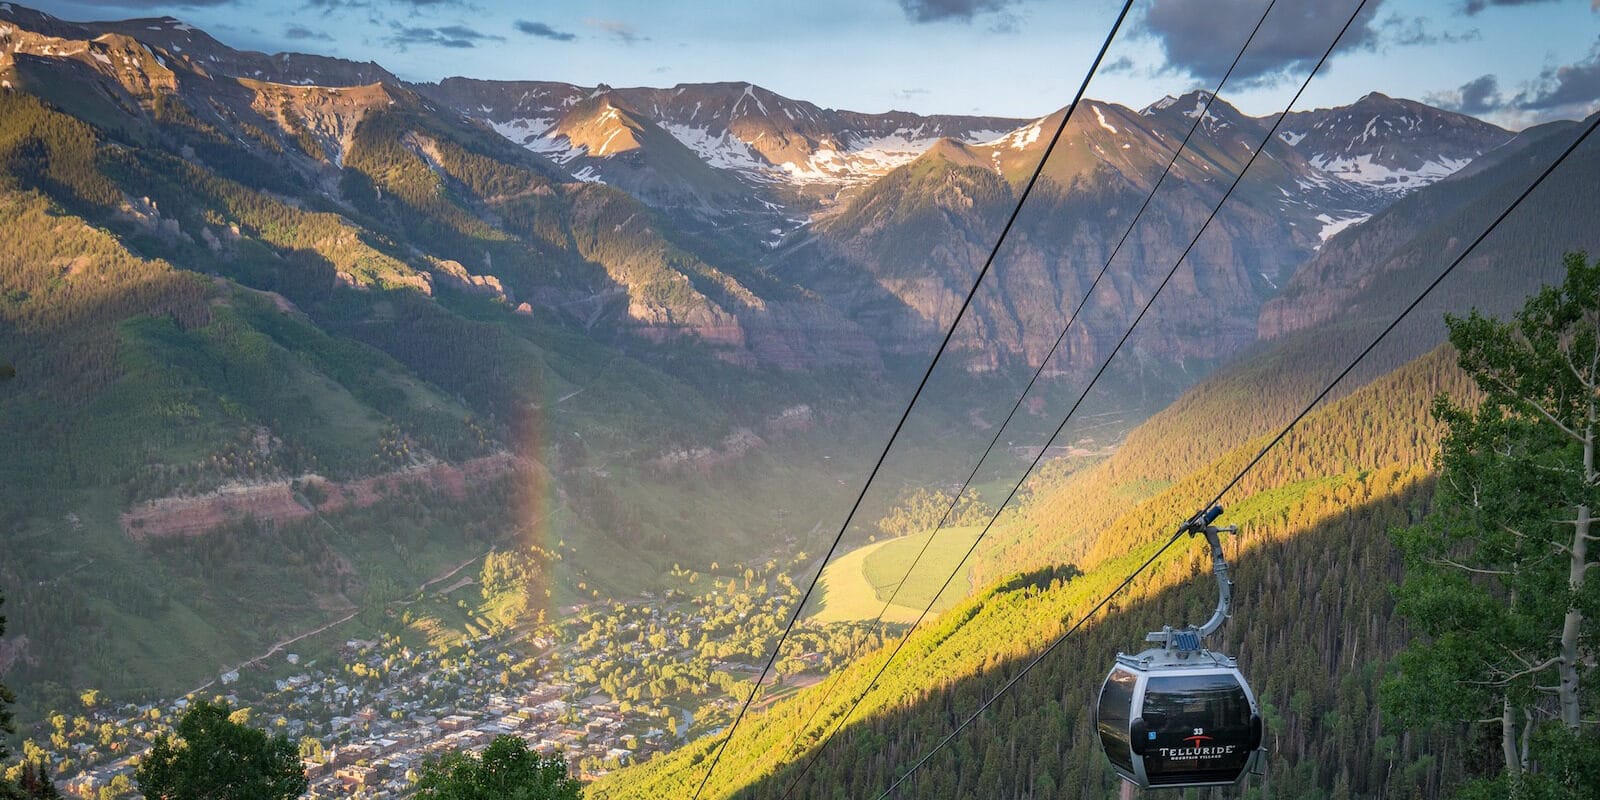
[1093,506,1263,789]
[1095,650,1262,788]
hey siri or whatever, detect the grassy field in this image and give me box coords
[810,526,983,624]
[861,526,982,614]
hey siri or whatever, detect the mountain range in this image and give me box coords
[429,78,1516,372]
[0,3,1518,375]
[2,7,1598,795]
[597,94,1600,800]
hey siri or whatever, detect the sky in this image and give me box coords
[22,0,1600,129]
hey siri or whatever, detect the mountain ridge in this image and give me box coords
[4,10,1598,791]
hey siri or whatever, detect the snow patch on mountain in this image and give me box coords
[661,123,770,174]
[522,130,584,165]
[1141,95,1179,115]
[1315,212,1371,241]
[663,125,1009,186]
[983,120,1043,151]
[1093,106,1117,134]
[488,117,556,146]
[1307,153,1472,193]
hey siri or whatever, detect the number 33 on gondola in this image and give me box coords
[1094,506,1265,789]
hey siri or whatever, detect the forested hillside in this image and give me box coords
[0,27,888,704]
[976,110,1600,584]
[3,3,1598,796]
[594,103,1600,799]
[594,340,1474,800]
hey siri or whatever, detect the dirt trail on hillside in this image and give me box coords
[180,501,564,696]
[122,452,535,540]
[186,607,360,696]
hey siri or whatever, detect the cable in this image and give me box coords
[846,0,1368,793]
[768,0,1281,787]
[685,2,1138,796]
[1197,106,1600,512]
[782,0,1368,792]
[872,60,1600,800]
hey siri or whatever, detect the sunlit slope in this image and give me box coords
[0,100,529,694]
[0,82,846,700]
[0,182,508,696]
[974,113,1600,585]
[792,94,1368,372]
[592,343,1471,799]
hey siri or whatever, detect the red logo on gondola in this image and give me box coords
[1183,728,1213,748]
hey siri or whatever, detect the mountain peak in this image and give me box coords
[921,136,985,165]
[1278,90,1513,195]
[1139,89,1228,118]
[1139,94,1181,115]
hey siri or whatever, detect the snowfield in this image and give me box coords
[1307,153,1473,193]
[1315,212,1372,242]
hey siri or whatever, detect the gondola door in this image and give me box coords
[1138,670,1258,786]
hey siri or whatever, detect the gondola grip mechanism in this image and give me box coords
[1147,507,1239,649]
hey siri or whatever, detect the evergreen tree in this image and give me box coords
[0,592,14,761]
[0,592,59,800]
[15,761,60,799]
[134,700,307,800]
[1385,251,1600,796]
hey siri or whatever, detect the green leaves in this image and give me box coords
[412,735,582,800]
[1385,251,1600,791]
[133,700,307,800]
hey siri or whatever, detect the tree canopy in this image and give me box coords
[134,700,307,800]
[412,735,582,800]
[1385,251,1600,797]
[0,593,12,763]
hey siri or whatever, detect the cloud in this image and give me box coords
[514,20,575,41]
[1425,73,1506,115]
[897,0,1020,23]
[438,24,488,39]
[585,18,646,44]
[986,11,1023,33]
[301,0,463,13]
[1376,14,1479,46]
[1140,0,1388,87]
[284,23,334,41]
[893,87,931,101]
[1428,38,1600,125]
[1101,55,1136,74]
[385,21,502,49]
[1459,0,1564,14]
[1515,35,1600,112]
[49,0,230,6]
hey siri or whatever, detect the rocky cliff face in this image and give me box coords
[0,2,1543,379]
[774,88,1524,377]
[785,94,1351,375]
[1258,114,1600,342]
[0,4,883,370]
[418,75,1533,380]
[423,77,1022,193]
[1278,92,1513,196]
